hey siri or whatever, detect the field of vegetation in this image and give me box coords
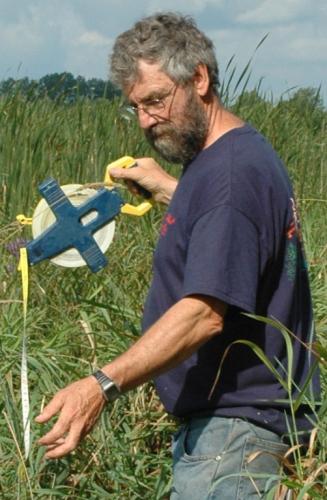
[0,78,326,499]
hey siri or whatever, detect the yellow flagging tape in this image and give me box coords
[18,248,30,460]
[19,248,29,315]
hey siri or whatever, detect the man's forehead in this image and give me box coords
[126,60,173,100]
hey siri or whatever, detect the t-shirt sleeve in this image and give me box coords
[182,204,262,312]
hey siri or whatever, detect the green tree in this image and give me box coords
[279,87,325,132]
[38,72,76,101]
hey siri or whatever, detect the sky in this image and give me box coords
[0,0,326,103]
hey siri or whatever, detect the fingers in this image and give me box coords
[36,377,105,459]
[37,404,94,459]
[125,180,143,196]
[110,162,154,199]
[35,392,64,424]
[43,425,82,459]
[37,400,82,459]
[110,165,145,196]
[110,166,139,180]
[38,406,73,445]
[110,158,162,197]
[110,157,158,181]
[43,437,66,455]
[45,437,65,450]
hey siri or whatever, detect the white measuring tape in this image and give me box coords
[18,248,30,460]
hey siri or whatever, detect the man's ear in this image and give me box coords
[193,64,210,97]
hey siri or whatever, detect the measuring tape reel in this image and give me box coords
[17,156,152,273]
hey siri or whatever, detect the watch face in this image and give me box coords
[103,381,121,402]
[93,371,121,402]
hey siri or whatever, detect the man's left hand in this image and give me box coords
[35,376,105,459]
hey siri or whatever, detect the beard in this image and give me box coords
[144,90,208,165]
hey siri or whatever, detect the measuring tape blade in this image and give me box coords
[19,248,30,459]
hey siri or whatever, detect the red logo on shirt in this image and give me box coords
[160,213,176,236]
[286,221,296,239]
[286,198,302,241]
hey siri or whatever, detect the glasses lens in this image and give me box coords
[145,100,165,115]
[119,104,137,120]
[121,84,176,117]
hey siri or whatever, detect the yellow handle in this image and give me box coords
[104,156,153,217]
[16,214,33,225]
[121,202,152,216]
[104,156,136,187]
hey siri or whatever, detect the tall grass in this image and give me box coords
[0,79,326,498]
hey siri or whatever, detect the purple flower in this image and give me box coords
[5,237,29,259]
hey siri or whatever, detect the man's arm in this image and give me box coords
[36,294,226,458]
[102,294,226,390]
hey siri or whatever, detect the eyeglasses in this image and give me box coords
[122,84,177,117]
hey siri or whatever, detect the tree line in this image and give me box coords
[0,72,121,102]
[0,73,325,125]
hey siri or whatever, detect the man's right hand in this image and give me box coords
[109,157,178,205]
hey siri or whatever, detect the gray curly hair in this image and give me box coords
[109,12,219,95]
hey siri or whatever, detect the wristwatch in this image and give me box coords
[92,370,121,402]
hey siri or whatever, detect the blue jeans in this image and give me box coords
[170,416,288,499]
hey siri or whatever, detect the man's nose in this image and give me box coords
[137,109,159,129]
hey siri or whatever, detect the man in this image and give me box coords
[36,13,320,498]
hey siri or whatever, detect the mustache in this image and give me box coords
[144,120,176,143]
[146,121,173,138]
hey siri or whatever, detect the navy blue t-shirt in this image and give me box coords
[142,123,320,436]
